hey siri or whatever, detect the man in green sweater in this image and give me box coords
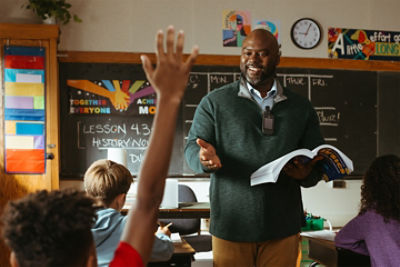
[184,29,324,266]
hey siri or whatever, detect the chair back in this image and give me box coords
[161,184,201,235]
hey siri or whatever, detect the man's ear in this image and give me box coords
[10,251,19,267]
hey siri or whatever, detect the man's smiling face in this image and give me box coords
[239,29,280,87]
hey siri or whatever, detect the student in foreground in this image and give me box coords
[335,154,400,267]
[84,159,174,266]
[1,25,198,267]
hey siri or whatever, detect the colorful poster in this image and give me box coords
[328,27,400,61]
[67,80,156,116]
[222,10,251,47]
[254,20,280,42]
[3,46,46,173]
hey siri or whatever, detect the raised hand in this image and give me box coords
[197,138,222,171]
[141,26,199,104]
[120,26,198,265]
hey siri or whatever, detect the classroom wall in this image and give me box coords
[3,0,400,58]
[3,0,399,227]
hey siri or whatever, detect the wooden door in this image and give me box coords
[0,23,60,266]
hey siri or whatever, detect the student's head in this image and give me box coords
[240,28,281,87]
[84,159,133,208]
[1,189,97,267]
[360,154,400,221]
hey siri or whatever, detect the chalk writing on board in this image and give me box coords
[315,107,340,126]
[77,121,152,150]
[277,73,333,100]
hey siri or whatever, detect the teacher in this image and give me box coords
[184,28,324,266]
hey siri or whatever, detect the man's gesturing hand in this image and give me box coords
[197,138,222,171]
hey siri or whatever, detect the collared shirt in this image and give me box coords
[248,80,278,111]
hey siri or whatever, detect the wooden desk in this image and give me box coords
[159,202,210,219]
[148,238,195,267]
[122,202,210,219]
[302,235,371,267]
[303,236,337,267]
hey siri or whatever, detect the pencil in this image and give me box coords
[164,222,173,228]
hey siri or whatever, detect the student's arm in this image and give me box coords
[119,26,198,265]
[335,213,369,255]
[149,235,174,262]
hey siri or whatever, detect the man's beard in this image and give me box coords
[241,64,276,87]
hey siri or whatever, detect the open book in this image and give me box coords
[250,144,354,186]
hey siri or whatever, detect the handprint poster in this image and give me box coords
[67,79,156,115]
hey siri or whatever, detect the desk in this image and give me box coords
[303,236,337,267]
[148,238,195,267]
[122,202,210,219]
[302,235,371,267]
[159,202,210,219]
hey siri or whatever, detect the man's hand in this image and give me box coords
[197,138,222,171]
[283,155,323,180]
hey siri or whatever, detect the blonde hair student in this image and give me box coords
[84,159,174,266]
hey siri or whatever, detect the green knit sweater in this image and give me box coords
[184,79,324,242]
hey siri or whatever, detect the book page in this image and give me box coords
[170,232,182,243]
[250,144,354,186]
[250,148,315,186]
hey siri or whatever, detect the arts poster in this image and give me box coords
[328,27,400,61]
[222,10,251,47]
[3,46,46,173]
[67,79,156,116]
[253,20,280,43]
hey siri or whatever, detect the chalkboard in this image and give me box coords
[59,59,398,179]
[378,72,400,157]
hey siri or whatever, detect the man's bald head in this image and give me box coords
[240,29,280,88]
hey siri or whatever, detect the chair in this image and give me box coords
[160,184,212,253]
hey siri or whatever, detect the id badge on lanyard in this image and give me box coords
[262,106,274,135]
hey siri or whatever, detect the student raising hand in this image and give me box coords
[113,26,198,267]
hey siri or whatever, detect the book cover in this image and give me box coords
[250,144,354,186]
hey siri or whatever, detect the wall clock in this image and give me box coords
[291,18,322,49]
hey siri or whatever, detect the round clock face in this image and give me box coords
[291,18,322,49]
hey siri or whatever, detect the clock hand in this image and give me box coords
[304,23,312,36]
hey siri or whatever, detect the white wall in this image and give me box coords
[3,0,398,227]
[3,0,400,57]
